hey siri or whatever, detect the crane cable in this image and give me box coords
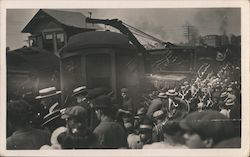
[122,22,166,44]
[123,22,163,42]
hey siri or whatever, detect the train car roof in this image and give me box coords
[60,31,137,57]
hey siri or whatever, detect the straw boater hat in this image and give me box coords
[35,87,61,99]
[139,118,153,132]
[227,87,233,92]
[136,107,146,116]
[158,92,167,98]
[225,99,235,106]
[153,110,164,119]
[183,81,189,86]
[220,92,228,98]
[166,89,178,96]
[42,108,64,127]
[72,86,87,97]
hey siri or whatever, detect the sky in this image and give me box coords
[6,8,241,50]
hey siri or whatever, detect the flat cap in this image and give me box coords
[179,110,234,140]
[61,106,87,120]
[93,95,112,109]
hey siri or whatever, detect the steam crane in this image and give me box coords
[85,17,146,51]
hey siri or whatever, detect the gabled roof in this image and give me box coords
[22,9,101,33]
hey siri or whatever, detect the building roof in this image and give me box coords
[8,46,60,73]
[22,9,101,33]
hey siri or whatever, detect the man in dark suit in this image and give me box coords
[7,99,50,149]
[92,95,128,148]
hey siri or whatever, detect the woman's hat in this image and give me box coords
[72,86,87,97]
[166,89,178,96]
[35,87,61,99]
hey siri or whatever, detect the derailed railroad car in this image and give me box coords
[59,31,145,102]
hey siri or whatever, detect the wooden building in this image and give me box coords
[22,9,100,54]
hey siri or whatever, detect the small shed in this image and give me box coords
[59,31,145,100]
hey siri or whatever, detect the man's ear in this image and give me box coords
[203,138,214,148]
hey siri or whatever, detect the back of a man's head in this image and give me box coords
[7,99,33,127]
[94,95,115,117]
[180,110,235,147]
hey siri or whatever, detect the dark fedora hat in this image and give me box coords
[93,95,112,109]
[87,88,106,100]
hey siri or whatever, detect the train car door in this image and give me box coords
[85,53,112,90]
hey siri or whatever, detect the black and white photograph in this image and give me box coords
[1,0,249,157]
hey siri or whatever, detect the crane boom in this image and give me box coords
[86,17,145,51]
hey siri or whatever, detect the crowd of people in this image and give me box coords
[7,61,241,149]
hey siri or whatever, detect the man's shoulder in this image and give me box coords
[151,98,162,103]
[143,142,188,149]
[93,122,111,134]
[32,128,51,136]
[94,121,123,134]
[149,99,163,108]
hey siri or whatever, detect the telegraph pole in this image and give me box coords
[183,23,193,44]
[183,23,198,45]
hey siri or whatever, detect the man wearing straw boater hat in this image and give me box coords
[71,86,88,108]
[35,87,64,132]
[162,89,187,119]
[35,87,62,113]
